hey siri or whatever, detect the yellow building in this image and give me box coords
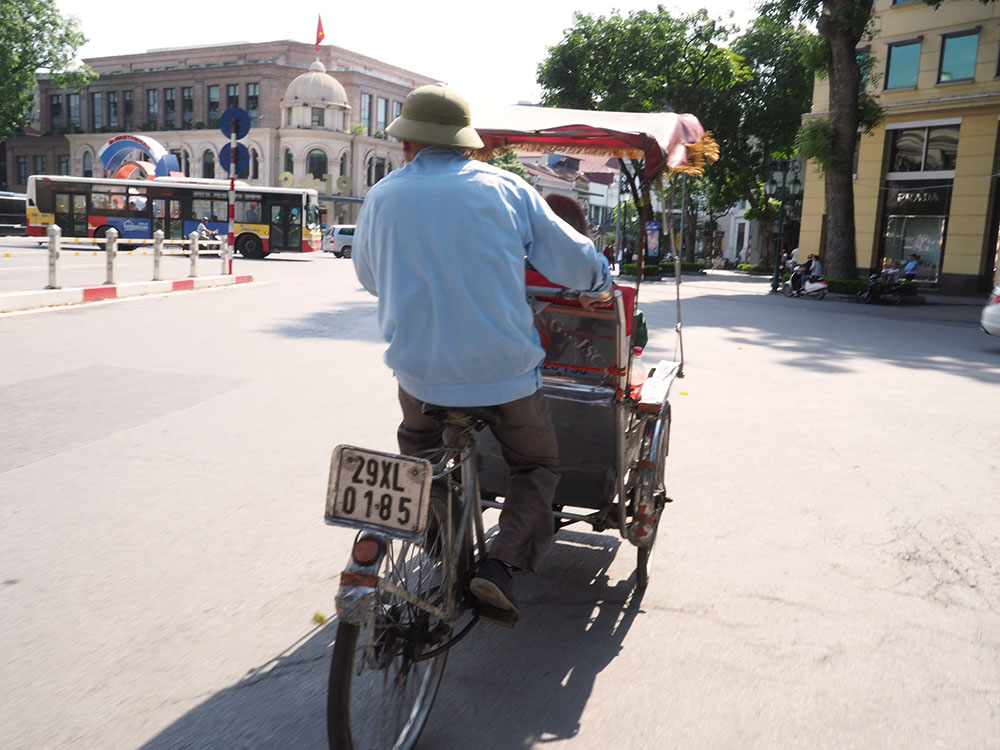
[800,0,1000,294]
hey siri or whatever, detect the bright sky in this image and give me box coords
[55,0,760,106]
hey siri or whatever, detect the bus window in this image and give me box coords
[111,194,126,211]
[72,195,87,235]
[192,198,227,221]
[287,205,302,247]
[236,200,261,223]
[152,199,165,234]
[92,191,111,211]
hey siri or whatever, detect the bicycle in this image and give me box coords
[325,407,503,750]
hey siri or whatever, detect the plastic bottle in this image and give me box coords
[629,346,645,400]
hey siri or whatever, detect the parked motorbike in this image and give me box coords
[857,273,903,305]
[782,266,828,300]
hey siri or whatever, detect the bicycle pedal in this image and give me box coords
[475,604,519,629]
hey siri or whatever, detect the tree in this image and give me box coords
[730,17,815,262]
[0,0,94,140]
[537,8,812,263]
[762,0,885,280]
[538,9,748,260]
[488,150,529,181]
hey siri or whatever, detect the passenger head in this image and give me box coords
[545,194,589,236]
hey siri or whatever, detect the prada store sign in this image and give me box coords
[885,180,952,216]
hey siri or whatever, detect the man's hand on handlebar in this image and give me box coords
[579,289,614,310]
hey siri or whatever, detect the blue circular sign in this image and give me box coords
[220,107,251,140]
[220,143,251,174]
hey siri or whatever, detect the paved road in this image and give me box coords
[1,258,998,749]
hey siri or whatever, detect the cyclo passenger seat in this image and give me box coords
[420,403,502,432]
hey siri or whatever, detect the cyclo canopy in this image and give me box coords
[470,104,713,182]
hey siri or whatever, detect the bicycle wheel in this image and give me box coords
[327,490,456,750]
[634,407,670,588]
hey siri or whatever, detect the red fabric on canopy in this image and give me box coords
[472,105,706,181]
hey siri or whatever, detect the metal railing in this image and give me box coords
[44,226,231,290]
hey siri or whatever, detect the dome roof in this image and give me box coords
[283,59,348,107]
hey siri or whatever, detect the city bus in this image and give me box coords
[0,191,27,236]
[26,175,320,258]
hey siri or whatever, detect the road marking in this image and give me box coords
[0,279,268,317]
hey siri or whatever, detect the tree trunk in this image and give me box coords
[819,0,870,280]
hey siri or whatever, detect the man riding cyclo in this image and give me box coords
[352,84,615,619]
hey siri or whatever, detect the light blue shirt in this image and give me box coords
[353,146,612,407]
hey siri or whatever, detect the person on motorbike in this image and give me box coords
[196,217,218,241]
[806,252,822,281]
[352,84,613,618]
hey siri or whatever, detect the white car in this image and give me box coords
[982,285,1000,336]
[322,225,355,258]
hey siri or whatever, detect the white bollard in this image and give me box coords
[153,230,164,281]
[188,231,199,278]
[220,239,229,275]
[104,228,118,285]
[46,224,61,289]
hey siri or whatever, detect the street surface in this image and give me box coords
[1,251,998,749]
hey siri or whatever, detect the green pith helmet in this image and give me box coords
[385,84,484,150]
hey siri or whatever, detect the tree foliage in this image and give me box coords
[0,0,95,140]
[488,150,529,181]
[537,8,813,263]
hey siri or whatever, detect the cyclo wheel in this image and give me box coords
[327,488,459,750]
[635,405,670,589]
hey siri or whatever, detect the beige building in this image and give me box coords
[800,0,1000,294]
[3,40,438,224]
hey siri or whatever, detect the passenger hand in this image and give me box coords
[579,289,614,310]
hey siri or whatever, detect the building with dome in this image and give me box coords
[2,40,439,224]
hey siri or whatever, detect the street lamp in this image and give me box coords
[767,158,803,292]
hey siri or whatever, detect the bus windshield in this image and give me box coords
[306,197,320,229]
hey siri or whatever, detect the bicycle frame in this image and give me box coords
[334,416,488,634]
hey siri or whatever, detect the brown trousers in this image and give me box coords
[397,386,560,572]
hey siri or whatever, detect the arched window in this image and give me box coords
[181,149,190,176]
[82,151,93,177]
[367,156,386,187]
[340,153,348,176]
[307,149,328,180]
[283,149,294,174]
[201,149,215,178]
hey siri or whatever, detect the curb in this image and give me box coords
[0,274,253,314]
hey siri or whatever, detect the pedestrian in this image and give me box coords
[603,243,616,271]
[352,84,613,618]
[903,253,919,281]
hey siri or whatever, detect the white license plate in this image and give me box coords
[325,445,432,537]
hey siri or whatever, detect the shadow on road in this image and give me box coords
[139,529,643,749]
[265,299,379,342]
[636,285,999,385]
[421,529,644,748]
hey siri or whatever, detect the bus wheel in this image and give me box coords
[237,233,264,259]
[92,226,111,250]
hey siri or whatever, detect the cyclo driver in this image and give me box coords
[352,84,613,619]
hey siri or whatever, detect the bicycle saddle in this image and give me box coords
[420,404,502,430]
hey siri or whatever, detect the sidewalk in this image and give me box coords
[0,274,254,314]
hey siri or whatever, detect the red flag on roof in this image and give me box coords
[316,15,325,51]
